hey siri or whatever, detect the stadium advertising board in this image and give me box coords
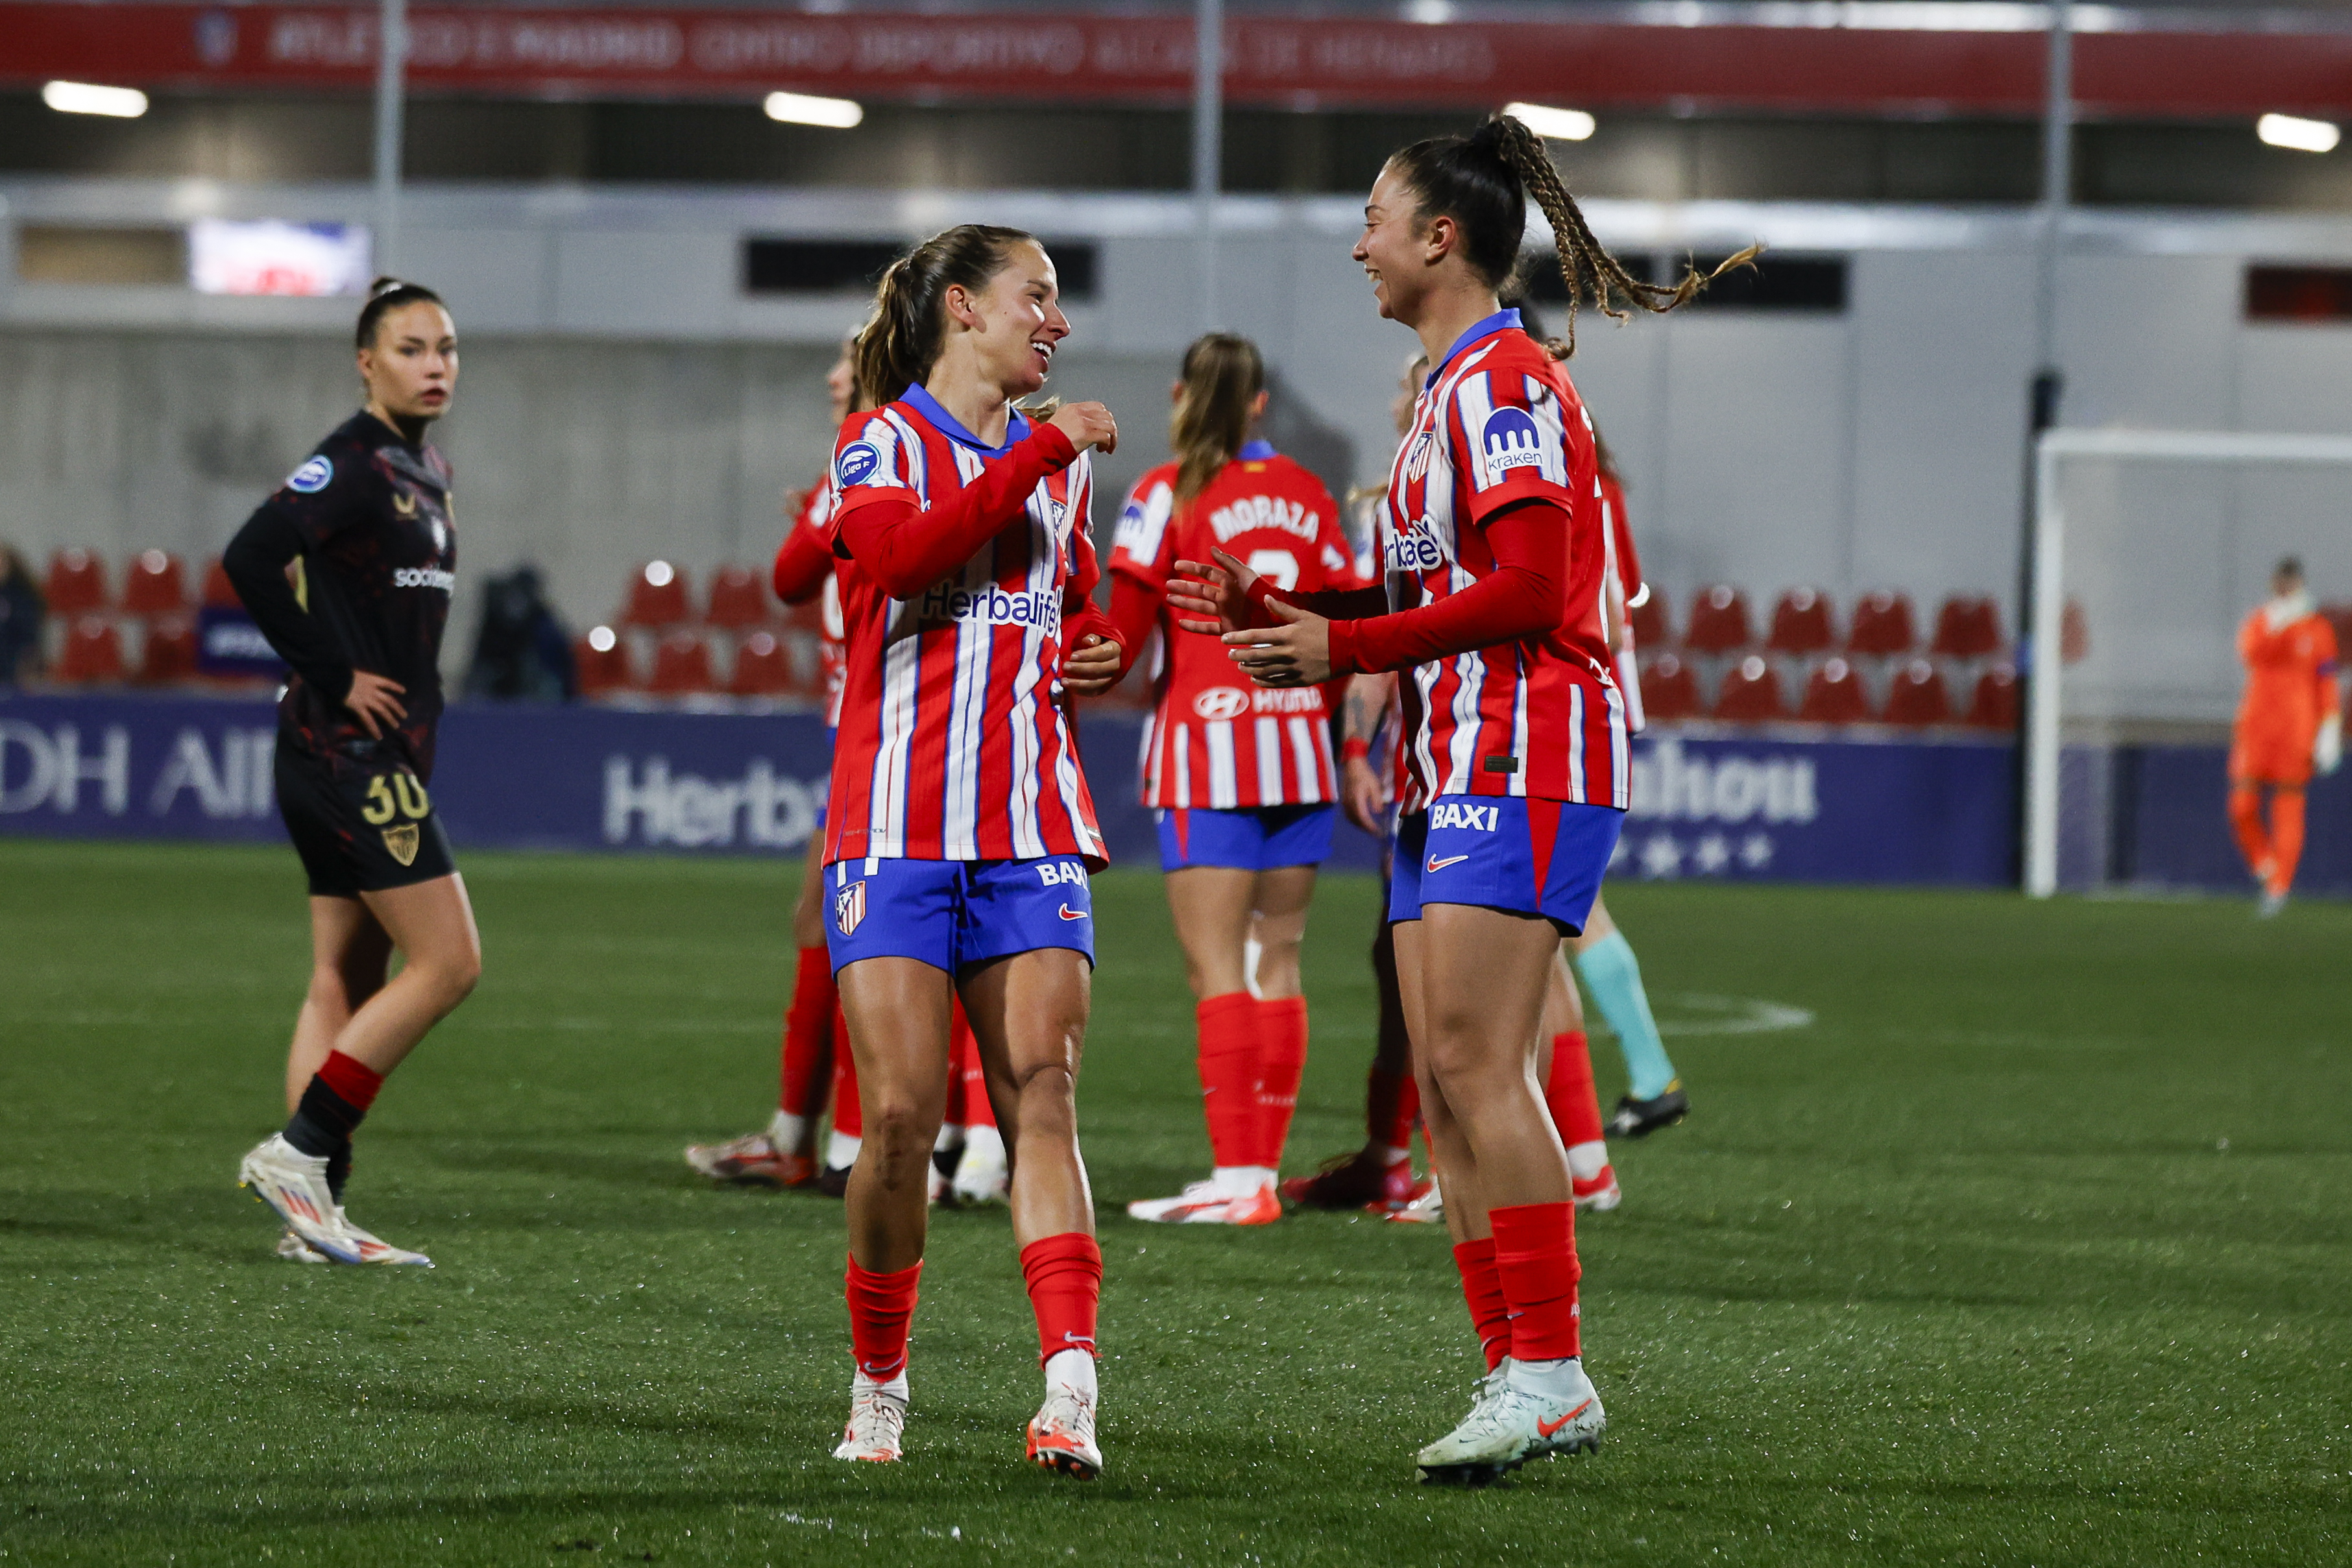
[0,692,2133,891]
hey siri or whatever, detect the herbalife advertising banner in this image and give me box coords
[0,690,2109,889]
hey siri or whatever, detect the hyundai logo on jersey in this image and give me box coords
[1482,407,1545,474]
[835,441,882,487]
[915,581,1061,633]
[285,456,333,494]
[1193,687,1249,720]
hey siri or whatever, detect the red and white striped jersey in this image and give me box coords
[823,386,1106,867]
[1380,309,1627,812]
[783,476,851,727]
[1113,442,1357,809]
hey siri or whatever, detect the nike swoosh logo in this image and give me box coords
[1058,905,1088,921]
[1426,854,1471,872]
[1537,1399,1594,1438]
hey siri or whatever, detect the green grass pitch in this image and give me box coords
[3,839,2348,1566]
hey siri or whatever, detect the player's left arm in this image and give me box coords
[1060,472,1125,697]
[2315,621,2342,774]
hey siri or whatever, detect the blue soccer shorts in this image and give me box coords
[824,854,1095,975]
[1155,804,1338,874]
[1387,795,1623,937]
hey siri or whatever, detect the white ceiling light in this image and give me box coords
[43,80,149,118]
[1505,103,1596,143]
[764,91,864,130]
[2258,113,2340,153]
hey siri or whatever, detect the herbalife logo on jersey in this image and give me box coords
[1385,523,1448,573]
[916,581,1061,633]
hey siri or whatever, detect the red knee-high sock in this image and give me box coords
[780,946,838,1116]
[845,1256,921,1381]
[1196,993,1261,1169]
[1453,1238,1512,1372]
[830,1014,863,1140]
[1019,1232,1103,1364]
[2229,785,2273,876]
[1252,996,1309,1171]
[1490,1202,1582,1362]
[960,1026,997,1130]
[1544,1030,1605,1148]
[2270,788,2307,897]
[1366,1064,1418,1157]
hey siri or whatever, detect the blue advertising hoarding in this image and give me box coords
[0,692,2044,888]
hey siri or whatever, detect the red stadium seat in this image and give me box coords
[1797,656,1872,723]
[1683,585,1752,654]
[2061,597,2089,665]
[729,630,794,696]
[44,549,108,616]
[1765,588,1836,655]
[56,616,125,682]
[200,557,240,609]
[575,626,635,695]
[1883,658,1952,725]
[1966,663,2019,729]
[1627,591,1671,649]
[137,616,199,683]
[1638,652,1700,721]
[646,629,715,695]
[705,564,771,629]
[1846,590,1917,656]
[1710,655,1784,722]
[624,561,693,627]
[119,550,188,616]
[1930,595,2002,658]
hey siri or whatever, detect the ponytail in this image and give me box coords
[1170,333,1265,504]
[853,224,1037,407]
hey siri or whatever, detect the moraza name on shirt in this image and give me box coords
[915,581,1061,633]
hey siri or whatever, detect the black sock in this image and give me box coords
[284,1076,367,1160]
[326,1143,352,1205]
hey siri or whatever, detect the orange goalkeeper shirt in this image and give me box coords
[2231,602,2341,784]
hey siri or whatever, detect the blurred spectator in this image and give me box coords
[463,565,577,701]
[0,545,44,683]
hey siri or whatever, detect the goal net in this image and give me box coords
[2026,429,2352,898]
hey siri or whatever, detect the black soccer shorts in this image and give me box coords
[274,743,457,899]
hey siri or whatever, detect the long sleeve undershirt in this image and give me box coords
[771,521,834,604]
[1106,572,1163,681]
[1244,498,1569,677]
[221,505,354,703]
[833,424,1078,599]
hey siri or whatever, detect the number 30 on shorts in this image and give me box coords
[361,773,432,825]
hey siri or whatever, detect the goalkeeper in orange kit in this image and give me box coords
[2229,557,2342,916]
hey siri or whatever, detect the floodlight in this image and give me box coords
[1504,103,1596,142]
[43,80,149,118]
[764,91,864,130]
[2258,113,2340,153]
[588,625,619,653]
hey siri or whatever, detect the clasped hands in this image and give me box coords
[1166,549,1335,688]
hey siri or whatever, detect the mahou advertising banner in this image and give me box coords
[2,3,2349,119]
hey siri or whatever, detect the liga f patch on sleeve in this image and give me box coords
[835,442,882,488]
[285,455,333,494]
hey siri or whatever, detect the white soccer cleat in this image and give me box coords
[1415,1357,1606,1486]
[337,1209,433,1266]
[1125,1177,1278,1225]
[951,1128,1010,1206]
[238,1135,362,1264]
[276,1229,331,1264]
[1385,1174,1445,1224]
[832,1373,908,1463]
[1573,1166,1623,1212]
[1026,1385,1102,1480]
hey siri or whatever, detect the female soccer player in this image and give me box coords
[1172,114,1738,1482]
[820,224,1126,1477]
[226,278,481,1268]
[2229,555,2342,915]
[1108,333,1357,1226]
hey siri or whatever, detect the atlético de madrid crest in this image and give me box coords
[834,879,867,937]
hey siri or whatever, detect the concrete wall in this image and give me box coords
[8,179,2352,709]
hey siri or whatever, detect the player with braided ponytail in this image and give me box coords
[1169,111,1735,1484]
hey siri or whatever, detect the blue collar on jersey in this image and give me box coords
[901,383,1031,457]
[1425,307,1523,388]
[1237,439,1276,461]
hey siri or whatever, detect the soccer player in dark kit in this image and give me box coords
[226,278,481,1268]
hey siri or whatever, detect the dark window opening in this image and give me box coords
[1680,254,1846,311]
[2248,265,2352,322]
[742,237,1099,300]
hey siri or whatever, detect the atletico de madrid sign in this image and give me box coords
[2,2,2349,118]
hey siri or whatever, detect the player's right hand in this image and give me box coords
[343,669,408,739]
[1168,549,1258,636]
[1341,757,1390,836]
[1049,402,1119,456]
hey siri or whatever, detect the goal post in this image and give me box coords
[2027,427,2352,897]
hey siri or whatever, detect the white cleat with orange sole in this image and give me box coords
[1415,1357,1606,1486]
[1026,1386,1102,1480]
[238,1134,362,1264]
[1125,1177,1279,1225]
[832,1373,908,1462]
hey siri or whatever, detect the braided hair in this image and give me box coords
[1388,113,1758,356]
